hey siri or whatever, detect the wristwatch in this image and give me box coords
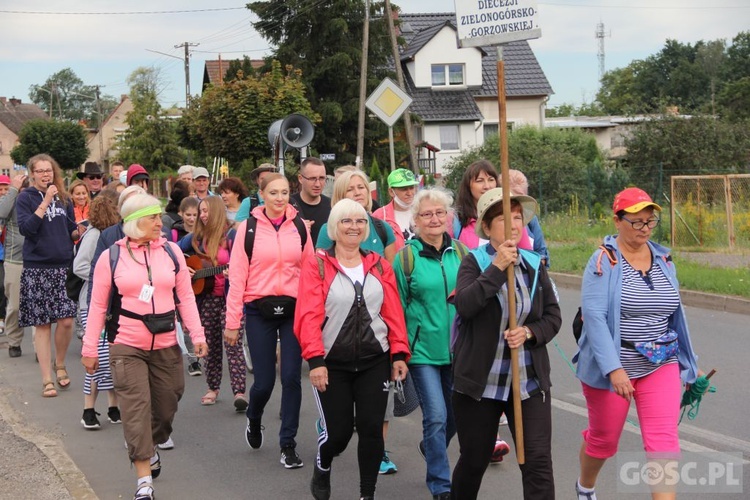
[523,326,533,341]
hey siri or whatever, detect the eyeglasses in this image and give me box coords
[621,216,660,230]
[300,173,327,184]
[34,169,53,175]
[339,218,368,228]
[86,174,103,180]
[417,209,448,221]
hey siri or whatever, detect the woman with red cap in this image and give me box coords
[574,187,701,500]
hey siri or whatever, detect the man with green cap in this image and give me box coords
[373,168,419,251]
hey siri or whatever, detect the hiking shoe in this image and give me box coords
[157,437,174,450]
[379,452,397,475]
[150,451,161,479]
[8,346,21,358]
[490,439,510,464]
[81,409,101,430]
[245,418,264,449]
[417,440,426,460]
[280,445,304,469]
[107,406,122,424]
[310,465,331,500]
[187,361,202,376]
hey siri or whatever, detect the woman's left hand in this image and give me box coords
[193,342,208,358]
[392,360,408,382]
[81,356,99,374]
[504,326,528,349]
[224,328,239,346]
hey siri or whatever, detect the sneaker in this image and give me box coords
[245,418,264,449]
[575,480,597,500]
[187,361,202,376]
[433,493,451,500]
[150,451,161,479]
[417,440,426,461]
[490,439,510,464]
[310,464,331,500]
[234,394,248,413]
[157,437,174,450]
[8,346,21,358]
[280,445,304,469]
[107,406,122,424]
[379,452,397,475]
[81,409,101,430]
[133,482,154,500]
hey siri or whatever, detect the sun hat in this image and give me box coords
[177,165,195,176]
[192,166,210,179]
[612,187,662,214]
[475,188,538,239]
[76,162,103,179]
[387,168,418,188]
[126,164,149,186]
[249,164,277,182]
[0,175,10,185]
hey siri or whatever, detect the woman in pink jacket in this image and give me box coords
[224,173,313,470]
[81,194,207,500]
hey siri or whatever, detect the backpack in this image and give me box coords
[315,252,383,283]
[397,239,469,305]
[65,238,85,302]
[370,216,389,248]
[104,242,181,343]
[571,245,617,343]
[244,213,307,264]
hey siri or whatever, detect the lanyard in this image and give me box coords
[126,241,153,284]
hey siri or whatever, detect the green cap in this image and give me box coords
[387,168,418,188]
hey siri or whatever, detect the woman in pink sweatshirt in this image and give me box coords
[224,172,313,470]
[81,193,207,500]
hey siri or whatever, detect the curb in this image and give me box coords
[0,387,99,500]
[550,272,750,316]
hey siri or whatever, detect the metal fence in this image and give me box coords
[670,174,750,250]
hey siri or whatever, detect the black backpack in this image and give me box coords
[244,213,308,264]
[572,245,616,343]
[65,239,85,302]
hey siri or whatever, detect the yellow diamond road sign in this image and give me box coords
[366,77,413,127]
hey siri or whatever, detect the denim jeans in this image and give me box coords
[409,364,455,496]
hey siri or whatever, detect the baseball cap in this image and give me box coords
[387,168,418,188]
[475,188,537,239]
[612,187,662,214]
[126,164,149,186]
[0,175,10,185]
[177,165,195,175]
[192,167,210,179]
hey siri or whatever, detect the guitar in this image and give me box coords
[185,255,229,296]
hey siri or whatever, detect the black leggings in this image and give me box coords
[451,390,554,500]
[313,355,390,498]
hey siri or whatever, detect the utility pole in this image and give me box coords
[356,0,370,168]
[384,0,417,173]
[94,85,105,166]
[175,42,200,107]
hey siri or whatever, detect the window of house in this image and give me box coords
[484,124,498,138]
[439,125,460,150]
[431,64,465,86]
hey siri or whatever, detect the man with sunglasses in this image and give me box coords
[291,157,331,243]
[76,162,104,199]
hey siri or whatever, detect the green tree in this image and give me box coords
[181,60,318,166]
[224,56,258,82]
[717,77,750,121]
[597,64,642,114]
[247,0,395,165]
[10,119,88,169]
[28,68,118,125]
[117,67,184,171]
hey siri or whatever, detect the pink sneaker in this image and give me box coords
[490,440,510,464]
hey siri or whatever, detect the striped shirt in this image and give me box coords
[619,258,680,379]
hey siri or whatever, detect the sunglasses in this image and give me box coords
[86,175,103,180]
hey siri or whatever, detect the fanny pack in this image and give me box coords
[621,329,678,365]
[120,309,177,334]
[255,296,296,319]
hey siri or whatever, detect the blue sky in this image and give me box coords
[0,1,747,110]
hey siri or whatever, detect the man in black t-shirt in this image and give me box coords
[290,157,331,244]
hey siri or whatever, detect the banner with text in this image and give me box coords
[455,0,541,47]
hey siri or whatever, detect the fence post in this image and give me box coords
[725,175,735,250]
[587,162,593,220]
[656,162,665,243]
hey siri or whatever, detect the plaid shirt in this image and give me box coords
[481,257,540,402]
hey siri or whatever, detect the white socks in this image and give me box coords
[576,479,597,500]
[136,475,153,496]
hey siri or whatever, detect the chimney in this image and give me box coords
[121,94,128,102]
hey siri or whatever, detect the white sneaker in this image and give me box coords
[157,437,174,450]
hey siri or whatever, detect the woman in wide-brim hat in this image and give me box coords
[451,187,561,499]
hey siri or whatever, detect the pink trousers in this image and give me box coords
[581,363,681,459]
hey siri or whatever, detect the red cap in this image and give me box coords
[126,164,149,186]
[0,175,10,185]
[613,187,662,214]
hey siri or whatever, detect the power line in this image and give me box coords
[540,2,750,9]
[0,6,246,15]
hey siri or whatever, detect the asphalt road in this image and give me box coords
[0,285,748,499]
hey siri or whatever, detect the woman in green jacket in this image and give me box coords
[392,187,468,500]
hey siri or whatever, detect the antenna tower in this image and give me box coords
[595,22,610,81]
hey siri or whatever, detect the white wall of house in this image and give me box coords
[85,96,133,168]
[410,26,483,88]
[476,96,546,129]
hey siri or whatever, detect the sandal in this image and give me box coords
[201,389,219,405]
[42,381,57,398]
[53,364,71,390]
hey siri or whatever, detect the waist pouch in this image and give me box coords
[621,329,678,364]
[255,296,296,319]
[121,309,177,334]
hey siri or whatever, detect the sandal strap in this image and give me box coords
[54,364,67,370]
